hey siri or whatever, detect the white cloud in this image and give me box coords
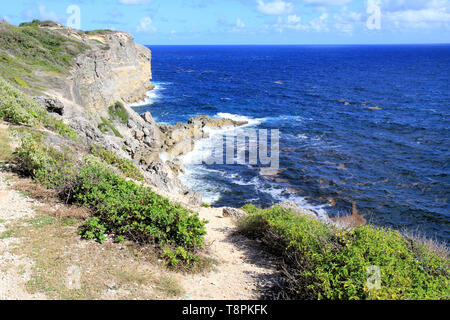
[38,5,63,22]
[382,0,450,29]
[236,18,246,28]
[257,0,294,15]
[137,16,157,32]
[273,12,330,32]
[287,14,301,24]
[119,0,152,4]
[303,0,354,5]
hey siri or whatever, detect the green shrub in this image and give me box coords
[80,217,107,244]
[0,22,90,74]
[239,205,450,300]
[0,77,78,140]
[14,135,207,266]
[108,101,129,124]
[90,145,144,182]
[13,134,76,189]
[71,160,207,257]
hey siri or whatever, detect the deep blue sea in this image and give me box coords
[132,45,450,244]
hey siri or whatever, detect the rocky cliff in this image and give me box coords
[71,31,154,110]
[0,21,247,206]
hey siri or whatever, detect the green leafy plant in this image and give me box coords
[13,134,76,189]
[239,204,450,300]
[90,145,144,182]
[14,135,208,267]
[0,77,78,140]
[108,101,129,124]
[80,217,107,244]
[98,116,122,138]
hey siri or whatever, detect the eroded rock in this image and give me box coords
[34,96,65,115]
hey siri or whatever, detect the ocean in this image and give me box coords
[132,45,450,244]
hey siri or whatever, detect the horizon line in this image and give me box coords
[143,43,450,46]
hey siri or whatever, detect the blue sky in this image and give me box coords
[1,0,449,44]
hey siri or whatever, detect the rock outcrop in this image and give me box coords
[71,32,154,110]
[160,115,248,159]
[24,24,248,206]
[34,96,65,115]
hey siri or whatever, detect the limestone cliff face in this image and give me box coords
[70,32,153,110]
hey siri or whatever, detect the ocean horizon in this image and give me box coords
[132,44,450,244]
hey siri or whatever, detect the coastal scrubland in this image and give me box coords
[238,204,449,300]
[0,20,448,300]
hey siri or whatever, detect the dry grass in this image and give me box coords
[402,229,450,260]
[11,178,59,202]
[6,211,184,300]
[0,122,13,163]
[155,276,185,297]
[2,174,187,300]
[11,177,91,220]
[331,201,368,229]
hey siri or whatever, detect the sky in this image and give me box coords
[1,0,449,45]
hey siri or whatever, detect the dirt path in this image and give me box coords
[177,207,280,300]
[0,169,280,300]
[0,172,47,300]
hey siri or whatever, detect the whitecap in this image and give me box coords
[128,82,169,107]
[215,112,264,127]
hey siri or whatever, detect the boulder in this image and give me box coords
[127,119,136,128]
[188,115,248,129]
[34,96,64,115]
[141,112,155,125]
[134,129,145,141]
[167,158,185,174]
[222,207,245,219]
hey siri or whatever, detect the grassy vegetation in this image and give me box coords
[90,145,144,182]
[238,204,450,300]
[0,122,13,163]
[1,208,178,299]
[98,116,122,138]
[84,29,115,36]
[0,77,78,140]
[0,21,90,78]
[108,101,129,124]
[13,134,208,267]
[97,101,129,137]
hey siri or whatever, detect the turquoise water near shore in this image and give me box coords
[133,45,450,244]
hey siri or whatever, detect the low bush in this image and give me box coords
[14,134,207,267]
[71,159,206,251]
[14,133,76,189]
[0,22,90,74]
[108,101,129,124]
[239,204,449,300]
[90,145,144,182]
[0,77,78,140]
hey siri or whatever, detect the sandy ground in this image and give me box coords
[177,207,280,300]
[0,172,47,300]
[0,169,280,300]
